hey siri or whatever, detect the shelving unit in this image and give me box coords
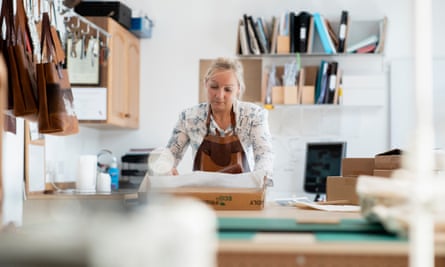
[205,14,390,197]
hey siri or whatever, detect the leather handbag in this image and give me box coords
[36,12,79,135]
[0,0,39,120]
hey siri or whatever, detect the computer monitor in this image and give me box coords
[303,142,346,201]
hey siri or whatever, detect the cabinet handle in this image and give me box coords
[119,112,130,118]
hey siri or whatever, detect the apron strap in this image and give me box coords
[206,105,237,135]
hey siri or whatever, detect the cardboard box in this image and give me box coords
[374,149,402,169]
[138,176,266,210]
[374,155,402,170]
[151,187,265,210]
[326,176,359,205]
[341,158,374,177]
[373,169,393,178]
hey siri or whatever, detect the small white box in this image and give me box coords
[72,87,107,120]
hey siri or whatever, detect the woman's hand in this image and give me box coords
[171,168,179,176]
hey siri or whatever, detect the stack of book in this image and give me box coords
[237,12,387,55]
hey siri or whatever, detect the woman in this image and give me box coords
[166,57,274,177]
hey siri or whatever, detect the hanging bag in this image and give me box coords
[0,0,39,120]
[36,12,79,135]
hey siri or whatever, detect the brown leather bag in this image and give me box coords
[0,0,38,120]
[36,12,79,136]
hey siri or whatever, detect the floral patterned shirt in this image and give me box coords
[166,100,274,176]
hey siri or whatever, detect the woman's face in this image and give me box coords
[206,70,240,113]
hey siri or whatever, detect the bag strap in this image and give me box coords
[15,0,33,53]
[40,12,56,63]
[0,0,16,46]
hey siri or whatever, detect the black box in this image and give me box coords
[75,1,132,30]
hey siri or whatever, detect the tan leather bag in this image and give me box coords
[0,0,38,120]
[37,12,79,136]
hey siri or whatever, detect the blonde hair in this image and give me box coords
[204,57,245,99]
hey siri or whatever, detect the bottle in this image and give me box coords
[108,157,120,190]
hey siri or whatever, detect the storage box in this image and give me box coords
[373,169,393,178]
[374,155,402,169]
[326,176,359,205]
[271,86,284,104]
[138,176,266,210]
[75,1,132,30]
[342,158,374,177]
[130,17,153,38]
[277,35,290,54]
[283,86,298,104]
[153,187,265,210]
[374,149,403,169]
[298,66,318,104]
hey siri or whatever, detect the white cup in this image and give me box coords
[96,172,111,193]
[77,155,97,193]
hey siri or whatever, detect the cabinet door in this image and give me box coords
[108,20,128,127]
[85,17,140,129]
[125,37,140,128]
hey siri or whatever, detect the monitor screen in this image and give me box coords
[303,142,346,195]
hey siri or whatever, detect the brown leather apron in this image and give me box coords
[193,107,250,174]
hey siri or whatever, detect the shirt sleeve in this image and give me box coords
[166,110,190,167]
[250,108,274,177]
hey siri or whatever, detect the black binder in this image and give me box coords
[296,11,311,53]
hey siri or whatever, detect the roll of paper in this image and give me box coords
[77,155,97,193]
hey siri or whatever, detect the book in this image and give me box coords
[289,11,296,53]
[312,12,336,54]
[243,14,254,54]
[325,18,339,49]
[248,16,265,54]
[356,43,377,53]
[346,34,378,53]
[337,10,349,53]
[245,16,261,55]
[324,61,339,104]
[256,17,270,54]
[374,16,387,54]
[238,19,249,55]
[315,60,329,104]
[270,16,279,54]
[295,11,311,53]
[306,15,314,53]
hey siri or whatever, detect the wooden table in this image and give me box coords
[215,203,445,267]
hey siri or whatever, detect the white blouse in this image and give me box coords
[166,100,274,176]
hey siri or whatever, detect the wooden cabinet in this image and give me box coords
[82,17,140,129]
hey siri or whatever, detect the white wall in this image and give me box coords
[40,0,445,198]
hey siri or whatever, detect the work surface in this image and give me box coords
[215,203,445,267]
[6,197,445,267]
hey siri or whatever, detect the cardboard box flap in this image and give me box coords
[375,148,403,156]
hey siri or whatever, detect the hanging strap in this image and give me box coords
[15,0,33,53]
[40,12,56,64]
